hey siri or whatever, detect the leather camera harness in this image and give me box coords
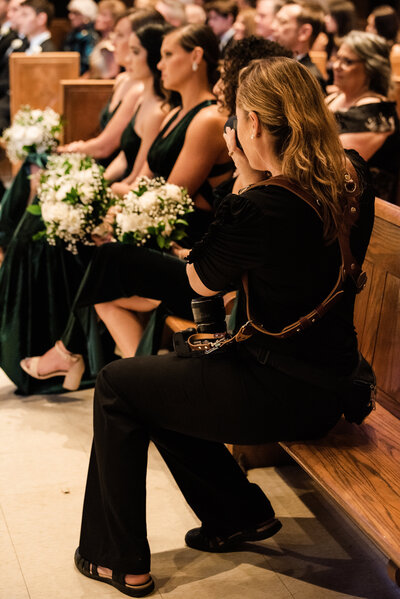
[187,157,367,353]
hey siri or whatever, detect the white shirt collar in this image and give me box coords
[219,28,235,49]
[26,31,51,55]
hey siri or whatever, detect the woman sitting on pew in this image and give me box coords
[0,21,172,396]
[88,0,127,79]
[101,22,172,184]
[21,35,292,388]
[59,9,165,166]
[326,30,400,203]
[73,56,375,597]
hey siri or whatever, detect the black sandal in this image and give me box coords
[74,549,155,597]
[185,517,282,553]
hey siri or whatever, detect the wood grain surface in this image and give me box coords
[282,198,400,570]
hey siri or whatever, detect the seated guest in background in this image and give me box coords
[314,0,356,86]
[206,0,238,55]
[271,0,327,92]
[73,56,374,597]
[185,3,206,25]
[89,0,126,78]
[63,0,99,75]
[326,30,400,204]
[366,5,399,49]
[0,0,11,35]
[254,0,283,40]
[233,7,257,40]
[95,0,127,40]
[18,0,56,53]
[155,0,186,26]
[0,0,26,62]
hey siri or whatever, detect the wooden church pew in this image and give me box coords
[61,79,114,144]
[9,52,80,119]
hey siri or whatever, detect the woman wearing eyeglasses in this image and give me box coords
[326,30,400,204]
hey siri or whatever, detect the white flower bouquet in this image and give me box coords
[29,153,114,254]
[1,105,62,163]
[114,177,194,250]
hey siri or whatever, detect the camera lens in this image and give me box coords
[191,294,227,334]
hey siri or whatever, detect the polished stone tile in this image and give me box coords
[153,548,292,598]
[0,507,30,599]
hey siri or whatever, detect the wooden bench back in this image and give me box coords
[9,52,80,119]
[354,198,400,416]
[309,50,327,79]
[49,18,71,50]
[61,79,114,144]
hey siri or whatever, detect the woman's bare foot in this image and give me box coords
[24,341,73,376]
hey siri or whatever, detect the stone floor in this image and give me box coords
[0,367,399,599]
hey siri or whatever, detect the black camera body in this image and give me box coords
[224,115,242,151]
[173,294,230,357]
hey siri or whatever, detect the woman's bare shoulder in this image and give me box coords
[190,103,228,130]
[356,94,387,106]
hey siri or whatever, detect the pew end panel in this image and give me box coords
[61,80,115,144]
[9,52,80,119]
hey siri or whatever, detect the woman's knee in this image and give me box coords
[95,357,140,404]
[94,301,115,319]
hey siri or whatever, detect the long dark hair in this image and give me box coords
[135,22,172,99]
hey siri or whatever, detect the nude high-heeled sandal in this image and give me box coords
[20,341,85,391]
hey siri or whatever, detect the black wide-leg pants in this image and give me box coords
[78,349,343,574]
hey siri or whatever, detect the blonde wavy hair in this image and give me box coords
[237,57,348,243]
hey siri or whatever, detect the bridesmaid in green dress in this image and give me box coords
[0,21,170,395]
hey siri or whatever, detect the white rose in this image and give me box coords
[24,125,43,146]
[10,124,26,142]
[138,190,159,212]
[160,183,183,201]
[63,208,83,235]
[55,184,74,202]
[41,201,69,223]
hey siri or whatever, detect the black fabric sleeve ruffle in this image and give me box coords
[187,191,269,292]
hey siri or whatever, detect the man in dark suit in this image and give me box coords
[0,0,28,61]
[0,0,55,132]
[206,0,238,57]
[18,0,55,53]
[271,0,326,93]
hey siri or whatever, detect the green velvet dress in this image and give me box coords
[0,110,142,395]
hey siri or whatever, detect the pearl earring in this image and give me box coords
[250,134,255,139]
[192,62,198,72]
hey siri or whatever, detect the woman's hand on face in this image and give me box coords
[223,127,265,187]
[110,181,131,197]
